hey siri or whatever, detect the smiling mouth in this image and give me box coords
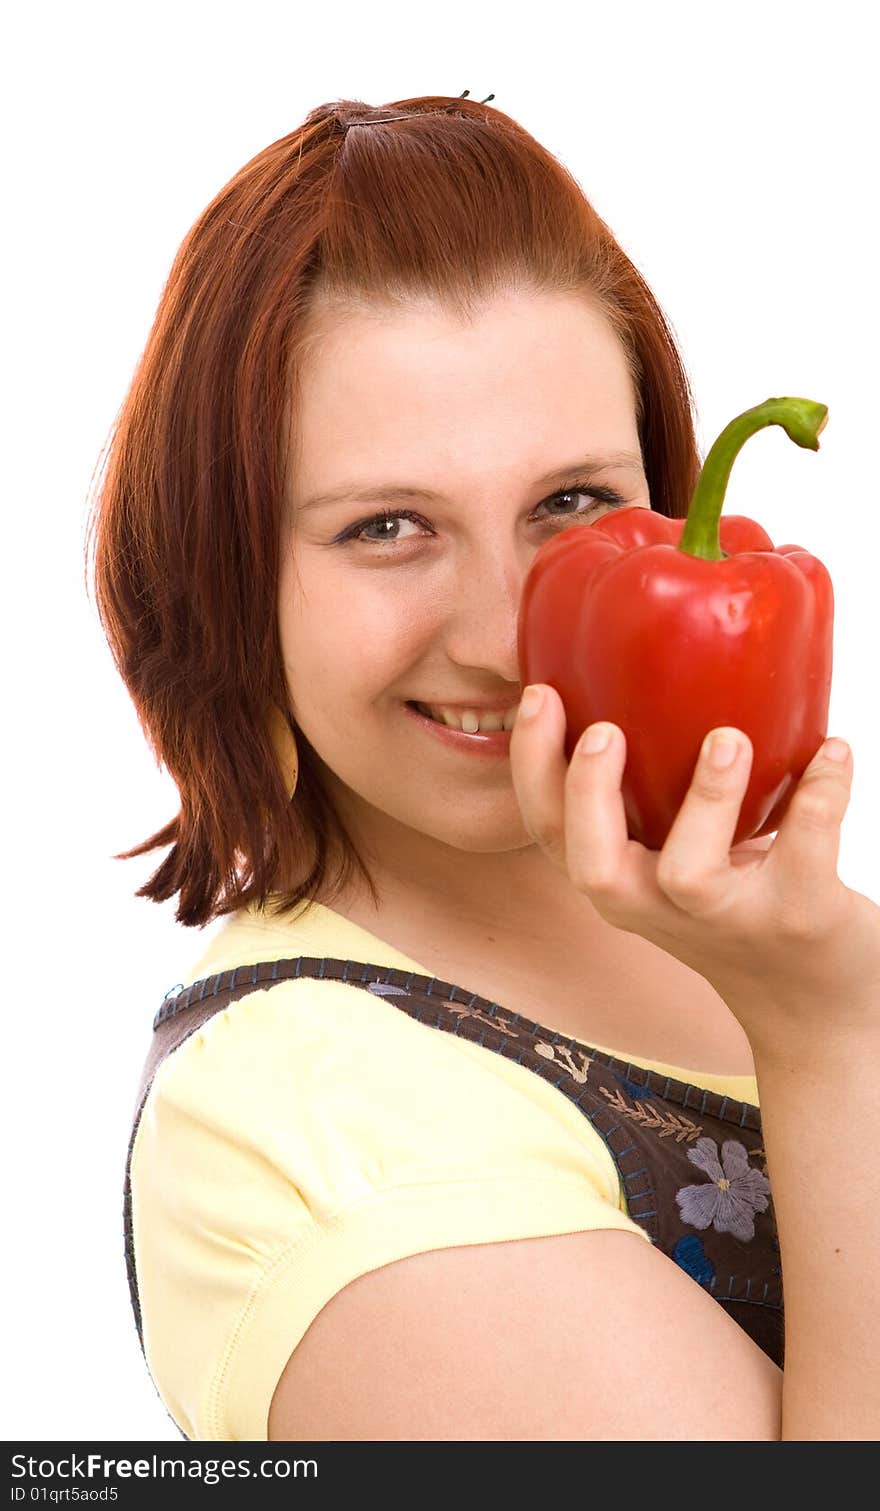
[401,701,514,758]
[406,701,518,733]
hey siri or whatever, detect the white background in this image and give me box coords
[3,0,877,1441]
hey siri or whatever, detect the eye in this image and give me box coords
[535,483,628,521]
[334,481,629,549]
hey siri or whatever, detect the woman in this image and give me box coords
[87,95,880,1441]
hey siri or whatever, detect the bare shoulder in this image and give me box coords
[268,1228,781,1441]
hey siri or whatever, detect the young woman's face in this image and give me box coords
[279,288,651,870]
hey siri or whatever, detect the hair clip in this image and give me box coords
[343,90,495,129]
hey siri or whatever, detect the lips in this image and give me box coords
[402,700,512,756]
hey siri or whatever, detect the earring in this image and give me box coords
[267,702,299,799]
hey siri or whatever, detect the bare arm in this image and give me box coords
[269,1224,782,1441]
[753,1027,880,1439]
[500,685,880,1440]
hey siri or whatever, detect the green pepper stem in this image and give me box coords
[678,397,828,561]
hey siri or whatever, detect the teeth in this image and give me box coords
[415,702,518,733]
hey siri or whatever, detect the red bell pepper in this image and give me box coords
[517,397,834,851]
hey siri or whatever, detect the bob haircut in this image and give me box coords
[85,93,702,930]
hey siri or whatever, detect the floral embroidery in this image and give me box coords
[672,1234,716,1285]
[676,1137,771,1242]
[599,1085,702,1142]
[534,1040,592,1084]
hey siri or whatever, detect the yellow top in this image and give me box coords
[128,897,759,1441]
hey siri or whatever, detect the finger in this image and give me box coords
[654,728,754,917]
[563,718,630,896]
[508,684,571,869]
[761,737,852,929]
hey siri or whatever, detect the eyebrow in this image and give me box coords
[298,452,646,512]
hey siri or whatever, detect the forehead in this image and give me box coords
[299,286,629,370]
[290,289,640,461]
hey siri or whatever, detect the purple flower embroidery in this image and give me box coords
[676,1137,771,1243]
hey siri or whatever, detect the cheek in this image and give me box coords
[279,565,426,703]
[330,627,421,705]
[279,553,441,722]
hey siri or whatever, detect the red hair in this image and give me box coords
[84,94,701,929]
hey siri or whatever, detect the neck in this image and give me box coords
[313,780,603,949]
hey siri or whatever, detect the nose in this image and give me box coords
[439,537,528,685]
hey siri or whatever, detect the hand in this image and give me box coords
[509,684,880,1055]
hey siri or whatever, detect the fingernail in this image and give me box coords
[519,685,543,719]
[580,723,613,755]
[706,731,740,769]
[823,737,849,763]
